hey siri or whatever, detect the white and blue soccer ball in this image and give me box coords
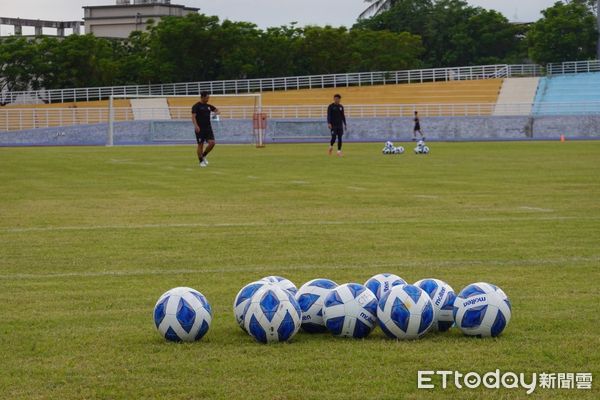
[295,278,338,333]
[243,284,302,343]
[322,283,378,338]
[393,146,405,154]
[153,287,212,342]
[377,284,434,340]
[261,276,297,295]
[385,141,394,148]
[414,278,456,332]
[422,145,430,154]
[453,282,511,337]
[233,280,267,331]
[365,273,407,300]
[382,147,392,154]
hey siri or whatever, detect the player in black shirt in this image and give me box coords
[192,91,220,167]
[413,110,424,140]
[327,94,347,156]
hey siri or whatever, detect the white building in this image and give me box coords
[83,0,199,39]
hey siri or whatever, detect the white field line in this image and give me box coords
[1,216,595,234]
[1,256,598,281]
[346,186,367,191]
[519,206,554,212]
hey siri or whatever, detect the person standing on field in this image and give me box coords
[327,94,347,156]
[413,110,424,141]
[192,91,220,168]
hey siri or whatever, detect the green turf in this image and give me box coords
[0,142,598,399]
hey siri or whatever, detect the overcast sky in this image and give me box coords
[0,0,561,35]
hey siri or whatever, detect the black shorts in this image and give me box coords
[331,126,344,136]
[414,124,421,131]
[195,128,215,144]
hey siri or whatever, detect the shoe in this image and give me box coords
[328,147,333,156]
[200,160,208,168]
[204,158,209,165]
[337,150,343,157]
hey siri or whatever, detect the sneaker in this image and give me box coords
[200,160,208,168]
[204,158,209,165]
[328,147,333,156]
[337,150,343,157]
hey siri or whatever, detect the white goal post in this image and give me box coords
[107,93,264,147]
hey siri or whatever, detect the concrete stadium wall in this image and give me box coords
[1,115,599,146]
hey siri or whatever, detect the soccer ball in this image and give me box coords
[377,284,434,340]
[414,278,456,332]
[153,287,212,342]
[322,283,378,338]
[394,146,405,154]
[233,280,267,331]
[453,282,511,337]
[295,278,338,333]
[365,273,406,300]
[385,141,394,148]
[417,140,425,147]
[243,284,302,343]
[422,146,430,154]
[261,276,298,295]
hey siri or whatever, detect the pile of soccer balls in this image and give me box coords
[382,141,405,155]
[414,139,430,154]
[153,274,511,344]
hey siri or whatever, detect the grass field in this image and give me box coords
[1,141,599,399]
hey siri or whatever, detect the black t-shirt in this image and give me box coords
[192,102,217,129]
[327,103,346,127]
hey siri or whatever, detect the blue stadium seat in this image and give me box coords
[533,72,600,115]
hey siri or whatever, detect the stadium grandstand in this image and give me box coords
[1,59,600,145]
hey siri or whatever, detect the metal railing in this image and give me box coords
[3,101,600,132]
[547,60,600,75]
[0,63,541,106]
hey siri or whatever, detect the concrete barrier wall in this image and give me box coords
[1,115,599,146]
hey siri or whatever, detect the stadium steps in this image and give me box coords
[131,98,171,120]
[533,72,600,115]
[493,77,540,116]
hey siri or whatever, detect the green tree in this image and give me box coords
[297,26,352,74]
[466,10,522,65]
[256,25,304,77]
[0,37,44,94]
[354,0,433,39]
[528,1,598,64]
[354,0,523,67]
[146,14,222,83]
[40,35,120,89]
[349,29,423,71]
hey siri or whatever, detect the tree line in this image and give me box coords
[0,0,598,94]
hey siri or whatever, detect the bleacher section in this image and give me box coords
[493,78,539,116]
[0,79,504,131]
[533,72,600,115]
[166,79,503,108]
[0,99,132,130]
